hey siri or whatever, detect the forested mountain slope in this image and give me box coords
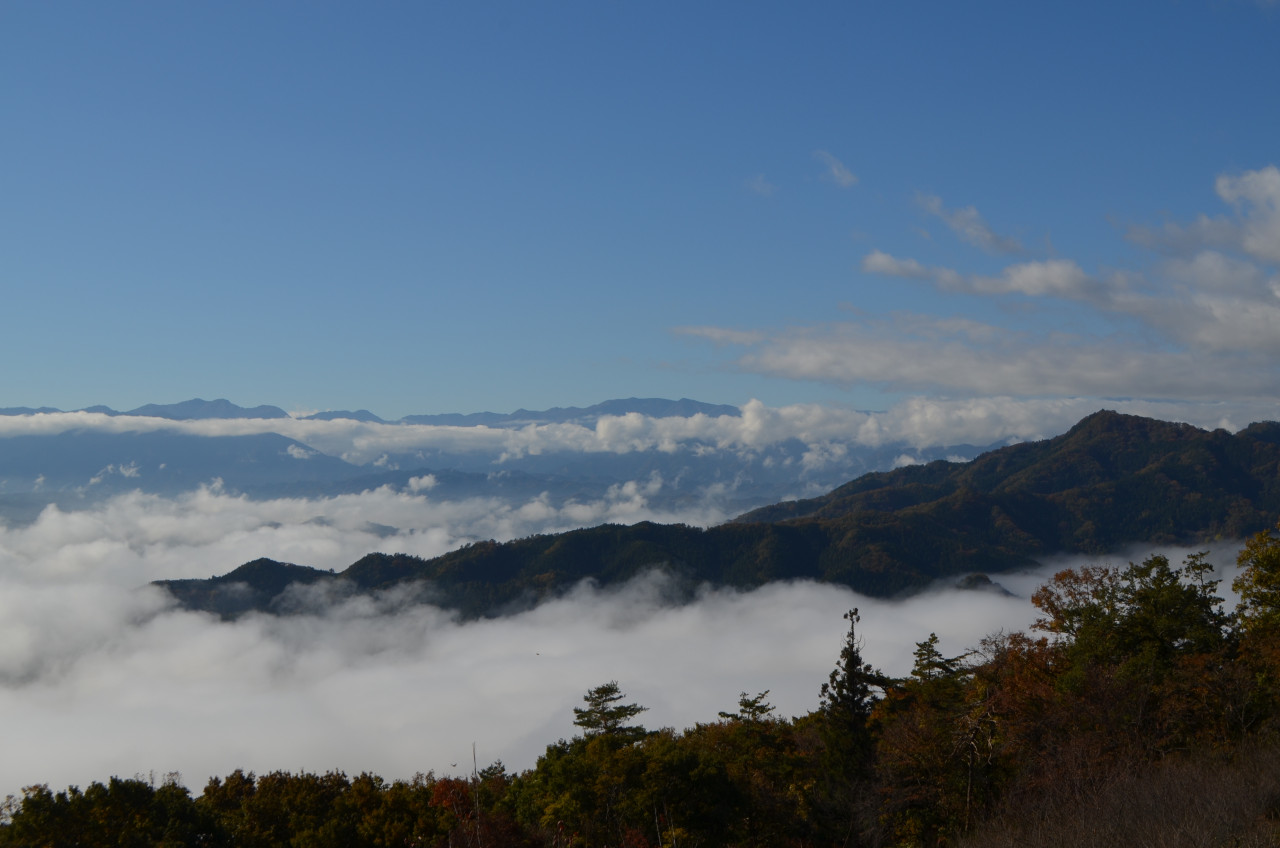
[157,410,1280,618]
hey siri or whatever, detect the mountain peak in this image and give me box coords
[126,399,290,420]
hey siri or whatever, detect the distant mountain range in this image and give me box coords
[0,397,993,523]
[0,398,291,420]
[156,410,1280,619]
[0,396,740,426]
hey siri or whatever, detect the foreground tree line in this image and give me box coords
[8,522,1280,847]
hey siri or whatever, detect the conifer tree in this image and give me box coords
[573,681,647,739]
[820,609,879,728]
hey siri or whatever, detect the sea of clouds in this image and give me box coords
[0,472,1248,800]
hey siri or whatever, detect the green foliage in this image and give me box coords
[573,681,648,740]
[1235,519,1280,634]
[0,776,225,848]
[820,609,880,724]
[1032,553,1230,683]
[718,689,776,721]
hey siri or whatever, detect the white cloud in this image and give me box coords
[1162,250,1271,295]
[863,251,1104,302]
[814,150,857,188]
[918,193,1022,254]
[708,313,1277,401]
[861,249,933,279]
[0,391,1275,491]
[407,474,436,492]
[1215,165,1280,263]
[1127,214,1243,256]
[0,508,1238,799]
[1127,165,1280,265]
[970,259,1097,298]
[699,168,1280,404]
[86,463,143,487]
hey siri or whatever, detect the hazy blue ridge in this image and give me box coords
[124,398,291,420]
[0,407,64,416]
[300,409,387,423]
[399,397,741,427]
[0,431,361,497]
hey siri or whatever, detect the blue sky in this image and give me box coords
[3,1,1278,420]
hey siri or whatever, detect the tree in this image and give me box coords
[819,609,881,730]
[876,633,985,845]
[1032,553,1228,679]
[719,690,776,722]
[1030,553,1236,754]
[1231,519,1280,733]
[814,609,884,843]
[1235,519,1280,635]
[573,681,647,739]
[911,633,963,683]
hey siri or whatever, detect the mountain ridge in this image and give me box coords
[0,396,743,425]
[155,410,1280,619]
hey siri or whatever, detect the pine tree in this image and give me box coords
[573,681,648,739]
[820,609,880,729]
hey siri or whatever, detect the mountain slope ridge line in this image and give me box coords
[155,410,1280,620]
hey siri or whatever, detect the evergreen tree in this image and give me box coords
[719,690,776,722]
[814,608,883,844]
[820,609,880,730]
[573,681,648,739]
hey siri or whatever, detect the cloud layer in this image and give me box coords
[690,166,1280,406]
[2,393,1275,481]
[0,474,1247,799]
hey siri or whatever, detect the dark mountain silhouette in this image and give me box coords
[156,410,1280,619]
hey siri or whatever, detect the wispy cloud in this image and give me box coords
[861,249,935,280]
[1127,165,1280,263]
[691,167,1280,405]
[813,150,857,188]
[862,251,1104,301]
[701,316,1276,400]
[747,174,776,197]
[918,193,1023,254]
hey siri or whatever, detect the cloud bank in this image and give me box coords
[689,166,1280,408]
[1,394,1274,477]
[0,456,1249,799]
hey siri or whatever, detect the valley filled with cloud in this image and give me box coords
[0,453,1247,797]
